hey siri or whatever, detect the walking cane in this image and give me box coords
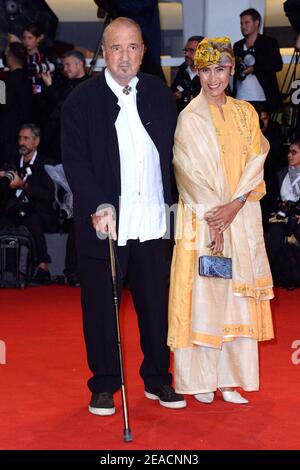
[108,235,133,442]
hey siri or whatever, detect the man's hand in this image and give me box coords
[244,66,254,75]
[91,206,117,240]
[173,90,183,101]
[204,200,242,233]
[7,33,21,43]
[41,71,53,87]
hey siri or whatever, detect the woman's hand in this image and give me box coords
[204,200,243,233]
[208,228,224,255]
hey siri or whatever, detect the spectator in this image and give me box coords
[0,42,33,165]
[267,139,300,288]
[0,124,56,285]
[171,36,203,113]
[258,106,285,229]
[9,23,51,126]
[41,50,89,163]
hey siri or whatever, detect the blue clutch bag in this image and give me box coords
[198,255,232,279]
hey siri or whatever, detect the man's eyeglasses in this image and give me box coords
[183,48,196,53]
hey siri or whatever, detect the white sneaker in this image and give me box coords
[194,392,215,403]
[219,389,248,404]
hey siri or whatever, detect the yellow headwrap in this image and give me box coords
[194,37,235,69]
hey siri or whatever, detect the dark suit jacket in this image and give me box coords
[3,152,55,219]
[61,71,177,259]
[171,62,201,113]
[233,34,283,111]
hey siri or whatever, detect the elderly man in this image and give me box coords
[62,17,186,416]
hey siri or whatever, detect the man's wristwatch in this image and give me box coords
[236,195,247,205]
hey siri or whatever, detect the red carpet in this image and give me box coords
[0,285,300,450]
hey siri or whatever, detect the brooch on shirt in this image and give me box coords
[122,85,132,95]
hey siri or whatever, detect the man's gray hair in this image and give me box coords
[63,50,86,67]
[20,123,41,138]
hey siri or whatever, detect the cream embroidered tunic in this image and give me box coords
[168,92,274,352]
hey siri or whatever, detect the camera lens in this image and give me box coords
[4,170,15,182]
[26,60,63,76]
[5,0,19,15]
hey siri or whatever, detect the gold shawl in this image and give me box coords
[168,91,274,350]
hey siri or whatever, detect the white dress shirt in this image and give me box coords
[16,151,37,198]
[104,69,166,246]
[236,44,266,102]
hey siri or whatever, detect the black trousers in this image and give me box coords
[64,219,78,277]
[78,238,172,394]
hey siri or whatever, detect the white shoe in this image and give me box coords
[194,392,215,404]
[219,389,248,404]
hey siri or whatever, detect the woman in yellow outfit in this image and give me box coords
[168,37,274,404]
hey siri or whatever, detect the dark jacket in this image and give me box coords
[171,62,201,113]
[233,34,283,111]
[3,153,55,218]
[0,68,33,163]
[61,71,177,259]
[41,74,90,163]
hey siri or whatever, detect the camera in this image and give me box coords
[1,170,15,185]
[5,0,20,34]
[236,49,256,81]
[276,199,300,235]
[26,58,64,76]
[5,0,19,19]
[276,200,296,219]
[0,170,15,192]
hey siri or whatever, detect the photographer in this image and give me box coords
[8,22,54,126]
[171,36,203,114]
[40,50,89,163]
[0,124,56,285]
[268,140,300,288]
[258,105,285,230]
[0,42,33,165]
[233,8,283,112]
